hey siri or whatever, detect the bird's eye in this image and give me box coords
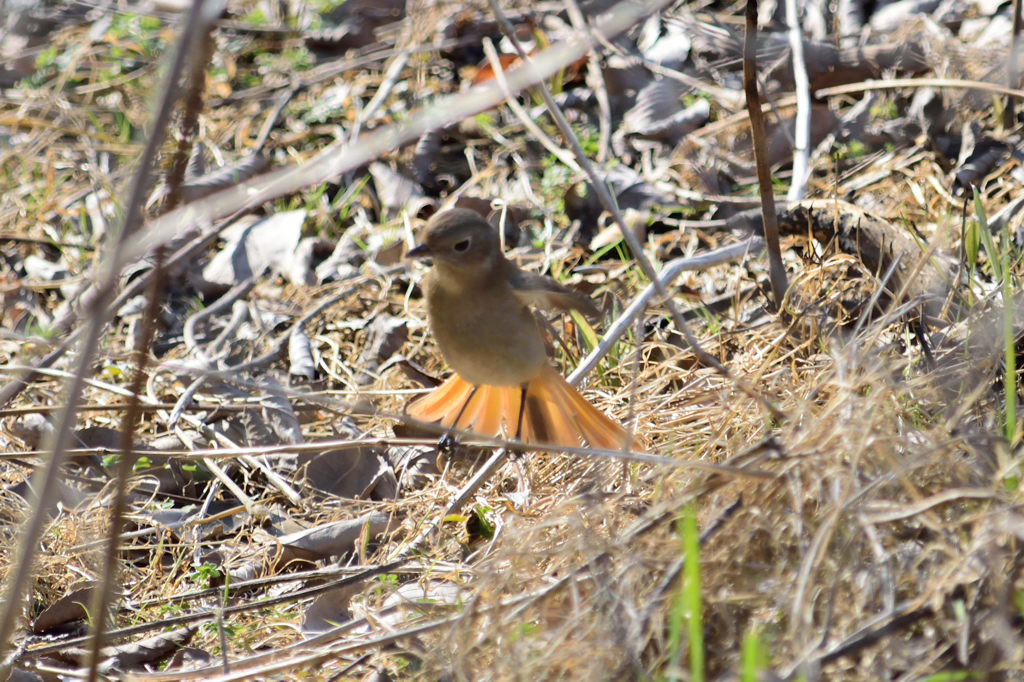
[453,239,471,252]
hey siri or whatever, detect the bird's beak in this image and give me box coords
[407,243,430,259]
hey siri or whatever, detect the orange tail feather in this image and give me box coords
[406,367,631,449]
[523,380,578,447]
[406,374,474,424]
[455,385,506,436]
[449,383,484,430]
[527,365,628,449]
[471,385,516,437]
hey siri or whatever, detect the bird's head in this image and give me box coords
[407,209,501,274]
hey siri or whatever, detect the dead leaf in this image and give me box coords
[307,0,404,52]
[23,254,69,282]
[164,646,214,671]
[260,377,304,446]
[200,210,306,293]
[617,79,710,145]
[32,583,101,634]
[316,230,365,284]
[302,581,363,634]
[389,444,439,489]
[102,625,196,668]
[7,668,42,682]
[52,625,197,668]
[356,314,407,386]
[369,161,423,216]
[7,413,54,449]
[637,14,691,67]
[298,445,398,500]
[278,513,391,559]
[288,328,318,381]
[355,580,465,631]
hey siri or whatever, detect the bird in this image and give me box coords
[405,208,630,450]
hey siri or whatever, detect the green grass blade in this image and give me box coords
[973,188,1002,282]
[741,628,765,682]
[1001,214,1017,443]
[682,504,704,682]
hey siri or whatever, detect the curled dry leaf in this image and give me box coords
[307,0,405,53]
[369,161,424,217]
[356,314,408,386]
[953,135,1011,195]
[278,513,392,560]
[285,237,321,287]
[32,583,101,634]
[259,376,304,446]
[22,255,69,283]
[637,14,691,68]
[298,443,398,500]
[302,580,364,634]
[7,668,42,682]
[7,413,54,449]
[315,230,365,284]
[164,646,214,672]
[44,626,197,669]
[288,328,318,381]
[353,579,465,632]
[616,79,709,146]
[200,210,306,294]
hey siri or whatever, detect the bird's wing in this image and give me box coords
[507,269,601,319]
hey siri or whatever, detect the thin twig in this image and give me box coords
[564,0,613,163]
[83,251,166,681]
[742,0,788,307]
[487,0,783,423]
[0,0,225,665]
[570,237,765,383]
[480,39,581,170]
[784,0,811,201]
[817,76,1024,100]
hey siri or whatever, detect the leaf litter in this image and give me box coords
[1,0,1023,679]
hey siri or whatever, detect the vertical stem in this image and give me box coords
[743,0,789,308]
[83,253,165,681]
[1002,227,1017,443]
[1005,0,1022,127]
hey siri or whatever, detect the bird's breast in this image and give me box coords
[425,273,547,387]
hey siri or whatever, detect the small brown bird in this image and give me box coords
[406,208,629,450]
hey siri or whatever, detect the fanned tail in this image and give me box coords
[522,377,578,447]
[406,374,474,425]
[454,384,516,435]
[406,367,631,450]
[526,365,629,450]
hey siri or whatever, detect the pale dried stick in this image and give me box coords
[570,237,766,384]
[785,0,811,201]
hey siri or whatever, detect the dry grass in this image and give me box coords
[1,0,1023,680]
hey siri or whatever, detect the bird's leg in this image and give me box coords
[439,384,479,452]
